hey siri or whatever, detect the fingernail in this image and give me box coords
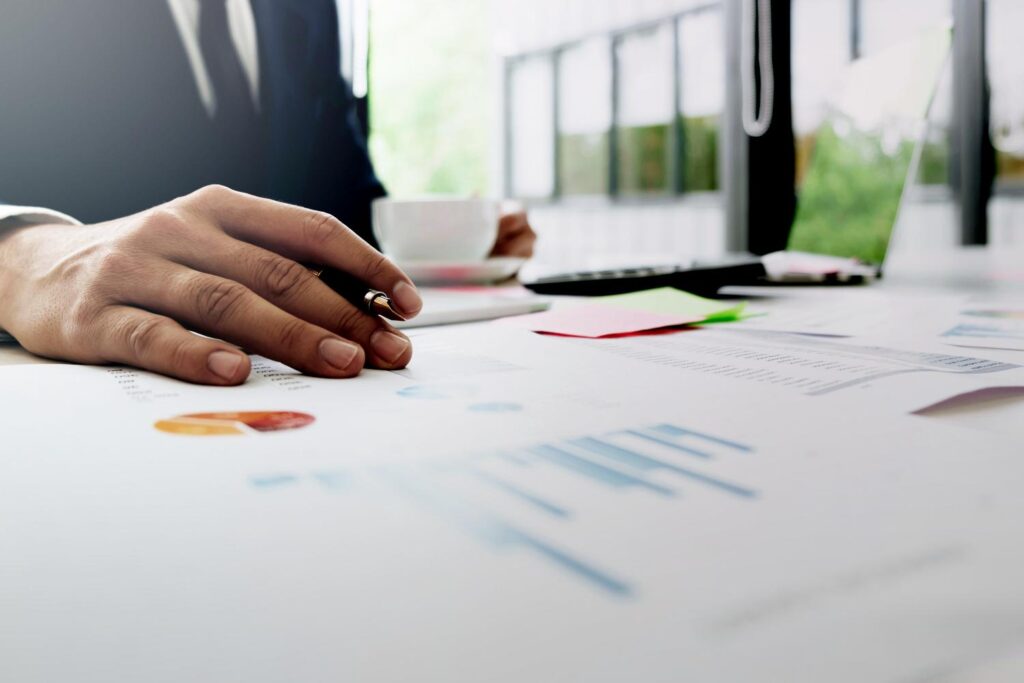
[371,329,411,364]
[208,350,244,381]
[392,281,422,317]
[319,338,361,370]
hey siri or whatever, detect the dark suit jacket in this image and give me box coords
[0,0,385,245]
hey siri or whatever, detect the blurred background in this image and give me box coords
[339,0,1023,263]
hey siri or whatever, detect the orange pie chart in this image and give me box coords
[154,411,315,436]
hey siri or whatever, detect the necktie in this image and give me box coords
[198,0,261,185]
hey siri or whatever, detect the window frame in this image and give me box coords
[503,51,558,201]
[502,2,723,205]
[500,0,995,245]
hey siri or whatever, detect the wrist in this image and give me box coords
[0,222,72,331]
[0,223,33,330]
[0,225,22,332]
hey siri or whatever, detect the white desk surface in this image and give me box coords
[2,245,1024,683]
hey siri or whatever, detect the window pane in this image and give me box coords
[558,38,612,196]
[370,0,490,195]
[678,10,724,193]
[860,0,951,57]
[792,0,850,186]
[509,56,555,198]
[988,0,1024,186]
[615,23,675,196]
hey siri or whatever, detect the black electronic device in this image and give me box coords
[520,257,766,298]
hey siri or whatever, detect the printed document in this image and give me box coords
[2,324,1023,682]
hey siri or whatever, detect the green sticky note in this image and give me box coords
[596,287,746,323]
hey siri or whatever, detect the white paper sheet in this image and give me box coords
[940,301,1024,352]
[566,326,1024,414]
[723,286,965,339]
[2,324,1024,683]
[725,288,1024,358]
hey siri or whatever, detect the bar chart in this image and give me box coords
[250,421,756,597]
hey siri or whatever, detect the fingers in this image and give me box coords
[97,306,251,386]
[182,238,413,369]
[124,262,370,378]
[182,185,422,317]
[491,211,537,258]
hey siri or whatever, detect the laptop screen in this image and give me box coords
[786,26,951,265]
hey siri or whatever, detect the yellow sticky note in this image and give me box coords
[596,287,746,323]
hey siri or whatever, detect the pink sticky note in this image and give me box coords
[500,303,703,338]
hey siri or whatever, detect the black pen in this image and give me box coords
[307,266,407,321]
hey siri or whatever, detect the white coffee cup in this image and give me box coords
[372,197,500,262]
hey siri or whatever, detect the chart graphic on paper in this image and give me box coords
[962,309,1024,321]
[155,411,315,436]
[251,421,755,596]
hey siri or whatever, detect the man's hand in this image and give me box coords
[490,211,537,258]
[0,186,422,385]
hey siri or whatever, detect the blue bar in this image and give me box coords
[650,423,753,452]
[569,437,756,499]
[528,445,674,496]
[514,534,631,597]
[569,437,662,471]
[461,466,570,518]
[626,429,714,459]
[396,385,448,400]
[250,473,299,488]
[375,466,632,597]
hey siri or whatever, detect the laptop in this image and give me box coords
[765,23,951,283]
[523,25,952,296]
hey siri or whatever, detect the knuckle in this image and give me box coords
[254,254,310,300]
[67,299,100,331]
[276,317,311,352]
[91,249,134,278]
[191,184,233,205]
[167,337,198,372]
[123,316,168,359]
[62,301,102,350]
[361,251,392,282]
[303,211,341,248]
[89,248,149,289]
[330,305,368,336]
[139,208,190,238]
[191,278,250,328]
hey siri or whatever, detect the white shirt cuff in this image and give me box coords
[0,205,82,228]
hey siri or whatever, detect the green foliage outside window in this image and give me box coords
[369,0,490,196]
[996,149,1024,182]
[617,124,671,195]
[681,115,719,192]
[558,133,609,195]
[560,118,720,197]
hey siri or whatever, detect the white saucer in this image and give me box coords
[396,257,527,286]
